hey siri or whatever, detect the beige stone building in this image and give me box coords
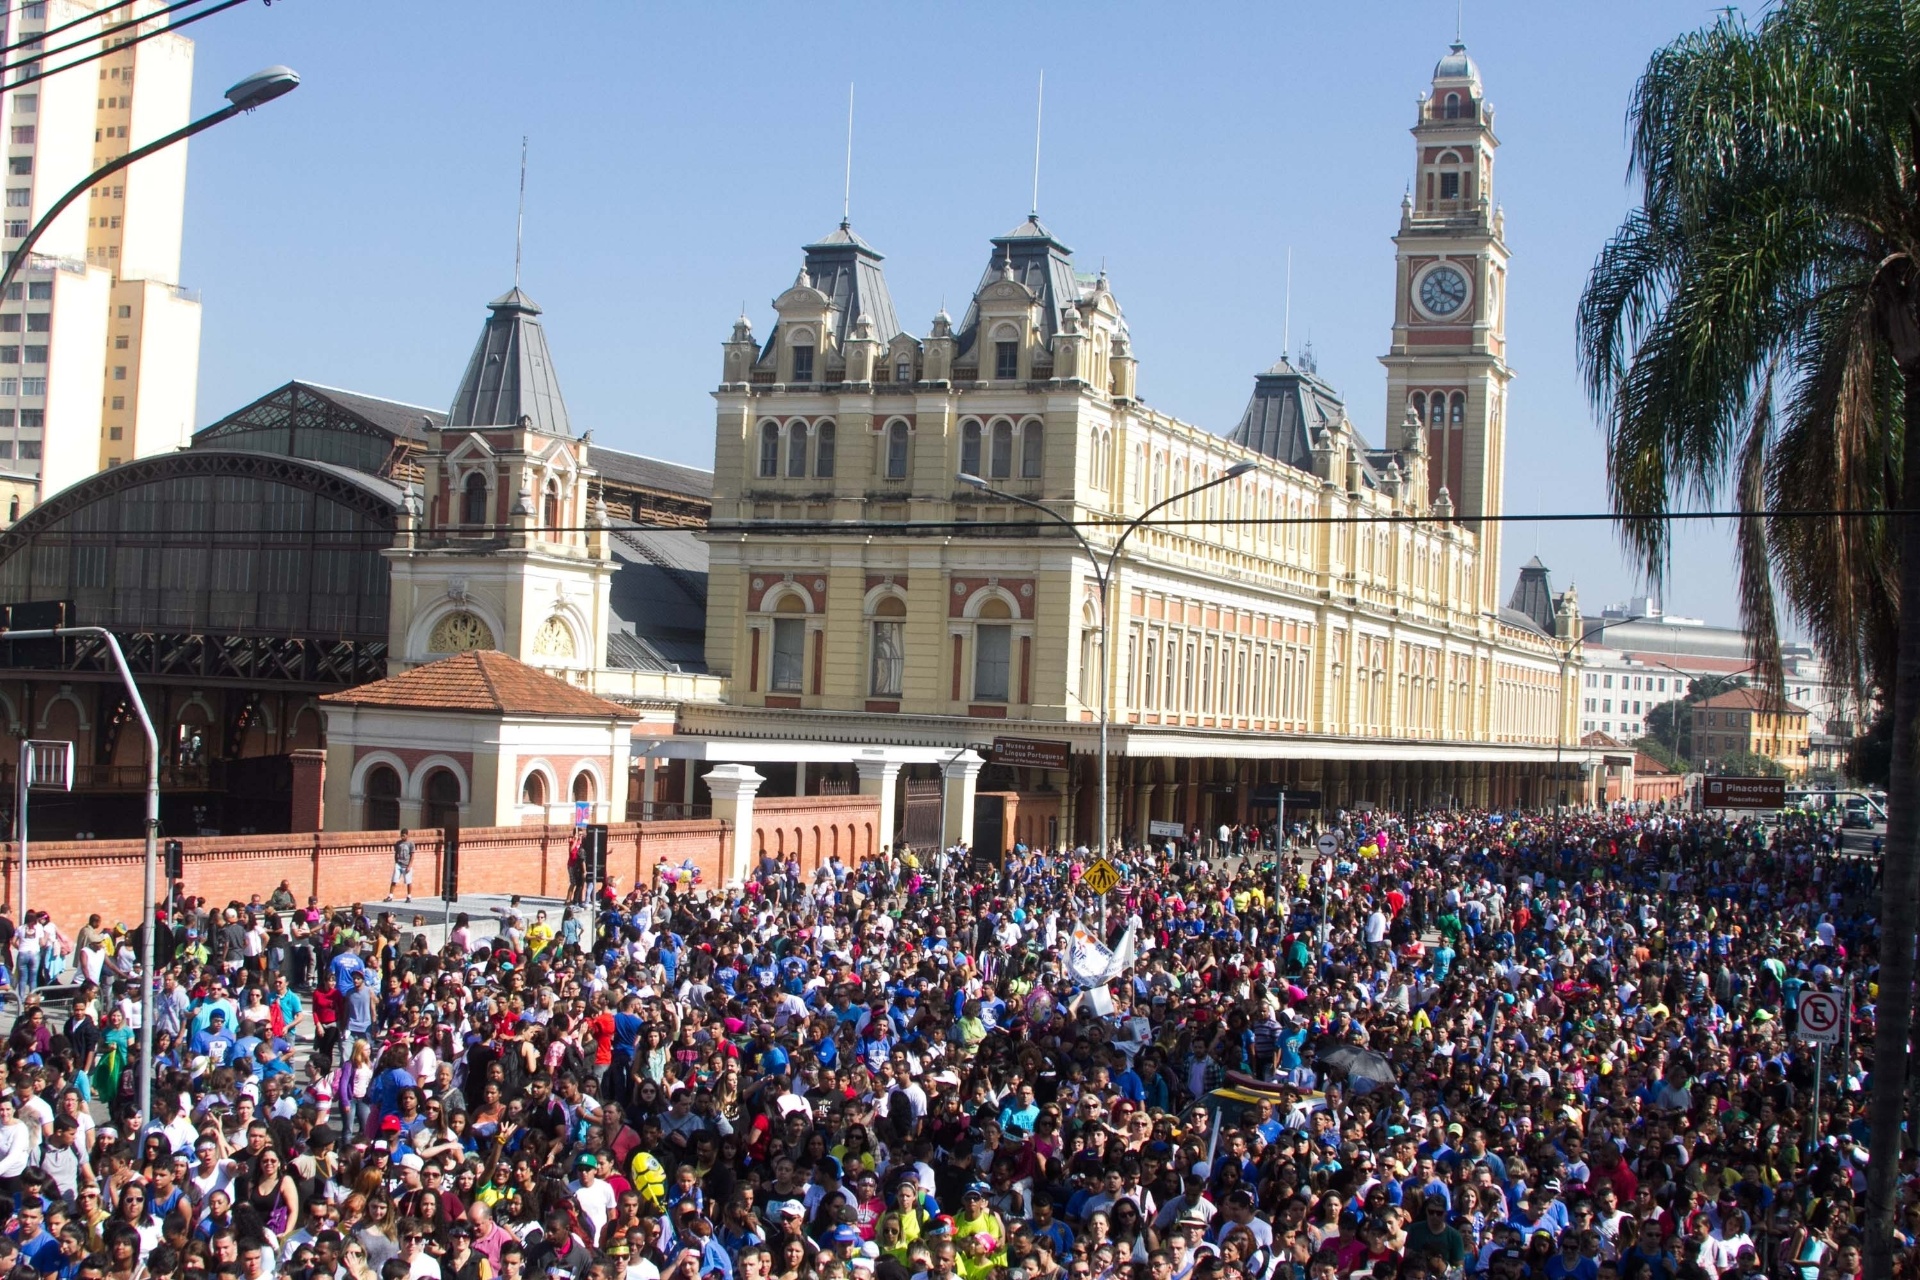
[682,42,1586,851]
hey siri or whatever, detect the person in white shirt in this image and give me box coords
[0,1097,32,1191]
[570,1155,619,1243]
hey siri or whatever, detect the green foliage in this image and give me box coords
[1632,736,1692,773]
[1715,750,1788,778]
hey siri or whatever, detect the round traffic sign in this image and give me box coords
[1317,833,1338,856]
[1797,989,1842,1043]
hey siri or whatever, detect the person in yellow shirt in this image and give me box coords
[952,1183,1006,1280]
[526,911,556,959]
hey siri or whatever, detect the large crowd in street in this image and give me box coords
[0,805,1891,1280]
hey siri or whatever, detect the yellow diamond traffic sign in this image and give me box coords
[1083,857,1121,896]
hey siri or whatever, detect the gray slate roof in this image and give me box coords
[1229,357,1350,475]
[588,446,714,499]
[448,288,573,437]
[1505,556,1556,636]
[957,217,1083,358]
[607,524,709,673]
[760,223,902,367]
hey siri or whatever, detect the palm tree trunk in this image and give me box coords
[1864,365,1920,1280]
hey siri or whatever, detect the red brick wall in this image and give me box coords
[0,818,735,930]
[750,796,880,872]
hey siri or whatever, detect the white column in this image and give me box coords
[855,758,902,854]
[795,761,808,798]
[942,751,985,850]
[703,763,765,886]
[640,755,657,821]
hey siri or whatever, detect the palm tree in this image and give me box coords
[1577,5,1920,1272]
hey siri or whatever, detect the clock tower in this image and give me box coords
[1381,40,1512,615]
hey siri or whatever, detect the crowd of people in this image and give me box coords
[0,803,1891,1280]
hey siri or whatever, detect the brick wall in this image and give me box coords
[749,795,880,872]
[0,818,735,931]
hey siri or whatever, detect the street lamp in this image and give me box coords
[0,627,157,1130]
[960,459,1258,916]
[0,66,299,300]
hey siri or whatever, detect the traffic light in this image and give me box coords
[581,825,608,885]
[163,839,184,881]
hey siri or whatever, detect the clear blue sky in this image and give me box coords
[175,0,1751,629]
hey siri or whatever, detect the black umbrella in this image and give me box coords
[1316,1043,1397,1093]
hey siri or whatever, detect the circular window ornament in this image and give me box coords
[1417,264,1470,318]
[428,611,494,654]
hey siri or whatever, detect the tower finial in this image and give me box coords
[514,135,528,289]
[1283,245,1293,357]
[842,82,854,229]
[1456,0,1463,44]
[1031,69,1044,218]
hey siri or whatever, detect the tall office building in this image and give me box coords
[0,0,198,505]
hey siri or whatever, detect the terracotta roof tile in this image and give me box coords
[320,651,635,719]
[1695,687,1807,715]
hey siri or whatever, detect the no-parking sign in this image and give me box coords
[1797,990,1843,1045]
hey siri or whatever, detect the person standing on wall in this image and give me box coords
[387,830,415,904]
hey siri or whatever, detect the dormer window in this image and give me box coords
[896,357,912,384]
[1444,92,1463,119]
[791,344,814,384]
[461,473,487,525]
[994,341,1019,381]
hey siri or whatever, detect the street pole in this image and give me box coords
[960,460,1256,890]
[0,67,299,303]
[13,742,27,927]
[2,626,157,1129]
[1274,789,1287,909]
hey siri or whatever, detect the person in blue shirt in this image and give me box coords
[998,1083,1040,1136]
[1543,1232,1599,1280]
[10,1199,60,1275]
[329,941,367,995]
[189,1010,235,1066]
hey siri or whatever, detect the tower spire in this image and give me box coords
[514,135,527,289]
[1031,70,1044,218]
[842,82,854,228]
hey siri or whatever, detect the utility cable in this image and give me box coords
[1,0,251,96]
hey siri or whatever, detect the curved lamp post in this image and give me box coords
[0,65,299,299]
[961,459,1258,921]
[1,66,297,1138]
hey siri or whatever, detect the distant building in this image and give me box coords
[0,0,203,506]
[1686,687,1811,775]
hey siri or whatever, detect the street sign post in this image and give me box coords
[1798,988,1842,1149]
[1083,857,1121,897]
[1797,990,1842,1044]
[1701,776,1787,810]
[1317,833,1338,856]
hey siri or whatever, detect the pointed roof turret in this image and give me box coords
[798,220,901,346]
[957,216,1082,357]
[448,287,573,437]
[1229,355,1353,475]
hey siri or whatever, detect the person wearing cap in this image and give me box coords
[949,1183,1004,1280]
[571,1154,619,1244]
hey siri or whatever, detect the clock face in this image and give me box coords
[1419,265,1469,317]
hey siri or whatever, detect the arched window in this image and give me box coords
[989,421,1013,479]
[1410,391,1428,427]
[542,479,561,534]
[786,422,808,477]
[886,421,910,479]
[869,595,906,696]
[758,422,780,477]
[522,770,548,808]
[960,421,982,478]
[461,473,488,525]
[1022,422,1044,478]
[572,772,595,804]
[770,592,807,692]
[423,767,462,831]
[815,422,836,477]
[974,596,1013,701]
[1449,392,1466,426]
[1444,92,1462,119]
[363,764,401,831]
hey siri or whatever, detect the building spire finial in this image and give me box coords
[1031,69,1044,218]
[842,82,854,229]
[514,135,528,289]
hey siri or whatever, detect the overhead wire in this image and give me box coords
[0,0,252,96]
[0,0,139,61]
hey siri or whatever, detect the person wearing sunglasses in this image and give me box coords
[397,1218,442,1280]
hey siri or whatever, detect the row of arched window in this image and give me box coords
[456,471,565,533]
[960,418,1042,480]
[757,420,837,479]
[1409,389,1467,427]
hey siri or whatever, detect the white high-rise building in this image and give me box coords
[0,0,198,504]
